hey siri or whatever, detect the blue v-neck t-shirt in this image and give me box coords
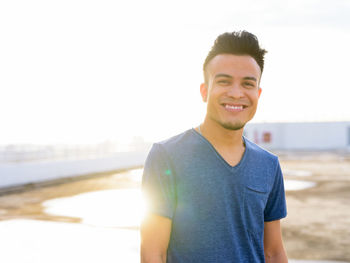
[142,128,287,263]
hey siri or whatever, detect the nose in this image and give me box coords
[227,83,244,99]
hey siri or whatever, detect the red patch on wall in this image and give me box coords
[263,132,272,143]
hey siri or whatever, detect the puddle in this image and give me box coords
[285,179,316,191]
[1,169,146,262]
[0,219,139,263]
[43,188,146,228]
[283,169,312,177]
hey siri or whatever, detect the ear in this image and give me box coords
[258,87,262,98]
[200,83,208,102]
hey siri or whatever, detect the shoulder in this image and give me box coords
[244,136,280,170]
[244,136,278,161]
[153,128,197,154]
[157,129,194,146]
[146,128,196,160]
[243,137,283,192]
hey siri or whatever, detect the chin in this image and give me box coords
[220,121,246,131]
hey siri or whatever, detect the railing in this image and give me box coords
[0,140,151,164]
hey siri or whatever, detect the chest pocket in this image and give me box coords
[243,179,269,235]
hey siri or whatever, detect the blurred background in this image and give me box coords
[0,0,350,262]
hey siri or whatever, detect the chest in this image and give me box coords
[216,148,245,167]
[172,163,270,241]
[174,161,269,212]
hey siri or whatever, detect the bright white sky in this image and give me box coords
[1,0,350,145]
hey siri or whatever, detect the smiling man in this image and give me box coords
[141,31,288,263]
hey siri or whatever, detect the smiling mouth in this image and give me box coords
[222,103,247,112]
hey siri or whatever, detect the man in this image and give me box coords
[141,31,288,263]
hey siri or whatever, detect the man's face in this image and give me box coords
[200,54,262,131]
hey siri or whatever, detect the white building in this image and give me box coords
[244,121,350,151]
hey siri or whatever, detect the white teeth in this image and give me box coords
[225,104,243,110]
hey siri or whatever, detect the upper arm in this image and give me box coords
[264,220,287,261]
[140,213,172,263]
[264,161,287,222]
[141,144,176,262]
[142,144,177,219]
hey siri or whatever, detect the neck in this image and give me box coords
[200,116,245,150]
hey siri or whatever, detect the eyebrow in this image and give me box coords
[214,74,257,82]
[214,74,232,79]
[243,76,257,82]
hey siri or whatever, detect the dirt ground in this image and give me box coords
[278,152,350,261]
[0,152,349,261]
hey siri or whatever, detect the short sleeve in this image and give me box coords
[142,143,176,219]
[264,160,287,222]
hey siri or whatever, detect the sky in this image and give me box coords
[1,0,350,145]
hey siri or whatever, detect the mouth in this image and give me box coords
[222,103,247,112]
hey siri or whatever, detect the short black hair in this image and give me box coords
[203,31,267,82]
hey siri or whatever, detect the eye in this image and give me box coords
[243,82,255,88]
[217,79,230,85]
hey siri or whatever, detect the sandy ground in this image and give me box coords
[0,152,349,261]
[278,152,350,261]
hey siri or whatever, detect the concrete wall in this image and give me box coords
[284,122,349,150]
[244,123,287,149]
[245,122,350,151]
[0,151,149,190]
